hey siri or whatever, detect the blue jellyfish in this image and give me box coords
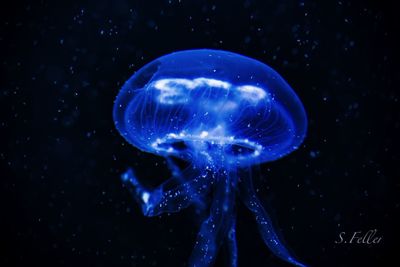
[113,49,308,267]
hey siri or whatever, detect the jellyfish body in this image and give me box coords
[114,49,308,267]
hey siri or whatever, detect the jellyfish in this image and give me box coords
[113,49,308,267]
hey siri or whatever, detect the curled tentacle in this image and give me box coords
[121,168,209,217]
[238,174,307,267]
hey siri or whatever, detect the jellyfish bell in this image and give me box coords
[114,49,308,267]
[114,49,307,167]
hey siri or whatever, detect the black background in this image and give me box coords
[1,0,399,266]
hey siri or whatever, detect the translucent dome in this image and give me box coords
[114,49,307,166]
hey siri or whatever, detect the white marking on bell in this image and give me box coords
[199,131,209,138]
[193,78,231,89]
[154,77,231,92]
[237,85,267,101]
[168,133,178,138]
[154,78,196,91]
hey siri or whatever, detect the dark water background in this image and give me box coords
[1,0,399,266]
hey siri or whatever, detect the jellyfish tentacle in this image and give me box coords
[225,172,238,267]
[226,210,238,267]
[121,168,209,217]
[238,176,307,267]
[189,171,234,267]
[166,157,183,178]
[165,157,207,213]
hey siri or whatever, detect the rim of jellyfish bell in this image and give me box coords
[150,130,265,165]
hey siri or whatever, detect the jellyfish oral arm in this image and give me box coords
[121,165,239,267]
[189,170,237,267]
[226,210,238,267]
[238,175,307,267]
[166,156,182,178]
[120,168,209,217]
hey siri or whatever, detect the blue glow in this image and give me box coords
[114,49,308,267]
